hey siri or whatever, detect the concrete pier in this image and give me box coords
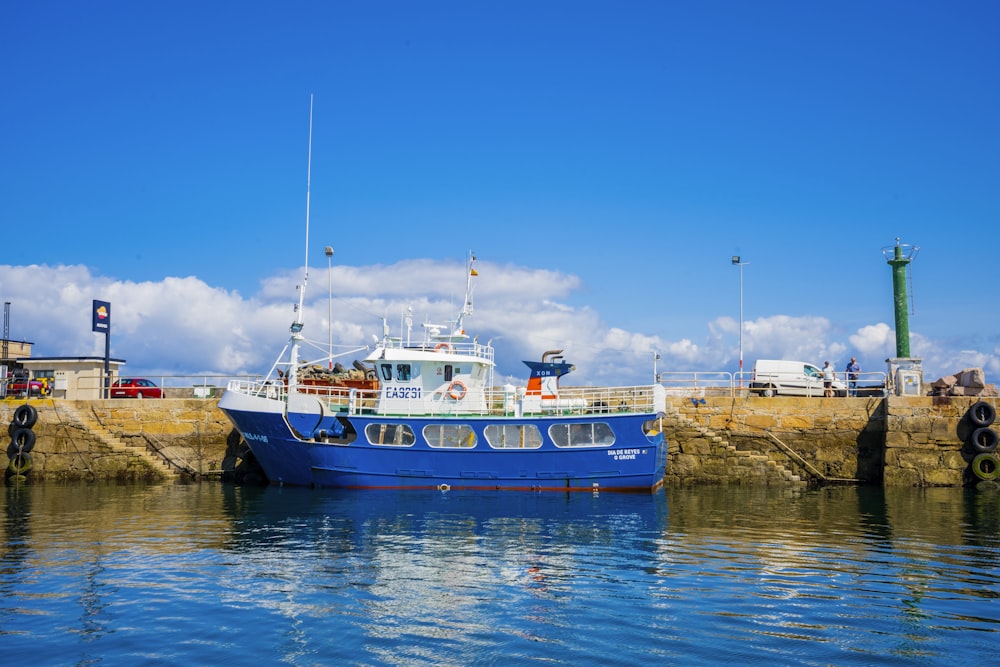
[1,394,994,487]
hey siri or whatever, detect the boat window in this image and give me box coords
[397,364,411,381]
[365,423,415,447]
[444,365,453,382]
[423,424,476,448]
[380,364,393,381]
[548,422,616,448]
[484,424,543,449]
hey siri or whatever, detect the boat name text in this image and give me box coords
[609,448,643,461]
[384,387,422,400]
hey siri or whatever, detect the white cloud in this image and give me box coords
[849,323,894,356]
[743,315,836,363]
[2,262,999,387]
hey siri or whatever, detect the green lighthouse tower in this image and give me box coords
[885,238,917,357]
[881,238,921,395]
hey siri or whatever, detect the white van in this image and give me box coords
[750,359,847,397]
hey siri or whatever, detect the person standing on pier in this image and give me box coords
[845,357,860,397]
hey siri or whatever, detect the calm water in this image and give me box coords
[1,482,998,666]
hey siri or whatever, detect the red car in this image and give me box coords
[111,378,162,399]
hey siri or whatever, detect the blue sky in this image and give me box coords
[2,1,998,387]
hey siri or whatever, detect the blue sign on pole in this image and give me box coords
[92,300,111,333]
[92,300,112,398]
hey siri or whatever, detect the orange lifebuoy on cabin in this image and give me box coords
[435,342,453,353]
[448,381,467,400]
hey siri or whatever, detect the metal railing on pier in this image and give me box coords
[657,371,888,398]
[17,369,891,402]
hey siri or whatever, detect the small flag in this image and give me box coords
[470,268,479,276]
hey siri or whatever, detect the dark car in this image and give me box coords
[111,378,162,399]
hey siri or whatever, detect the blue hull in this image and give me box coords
[223,407,667,492]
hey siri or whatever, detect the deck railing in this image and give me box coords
[226,379,664,417]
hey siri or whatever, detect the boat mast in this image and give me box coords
[288,94,314,386]
[297,93,314,328]
[454,251,476,335]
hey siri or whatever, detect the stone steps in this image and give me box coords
[664,405,804,484]
[56,404,180,479]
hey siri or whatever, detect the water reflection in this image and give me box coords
[0,482,997,665]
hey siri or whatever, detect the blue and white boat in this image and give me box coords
[219,253,668,492]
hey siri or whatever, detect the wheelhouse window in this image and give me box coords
[396,364,411,381]
[365,423,415,447]
[423,424,476,449]
[484,424,543,449]
[549,422,615,448]
[380,364,393,381]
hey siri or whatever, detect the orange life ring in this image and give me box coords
[435,342,452,353]
[448,380,467,400]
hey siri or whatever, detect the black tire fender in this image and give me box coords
[971,452,1000,481]
[12,404,38,429]
[970,427,999,454]
[7,452,32,475]
[969,401,996,428]
[10,427,35,453]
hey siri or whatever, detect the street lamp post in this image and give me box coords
[731,256,748,386]
[325,246,334,370]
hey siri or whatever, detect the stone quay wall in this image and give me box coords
[0,394,994,486]
[1,399,235,481]
[660,394,990,486]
